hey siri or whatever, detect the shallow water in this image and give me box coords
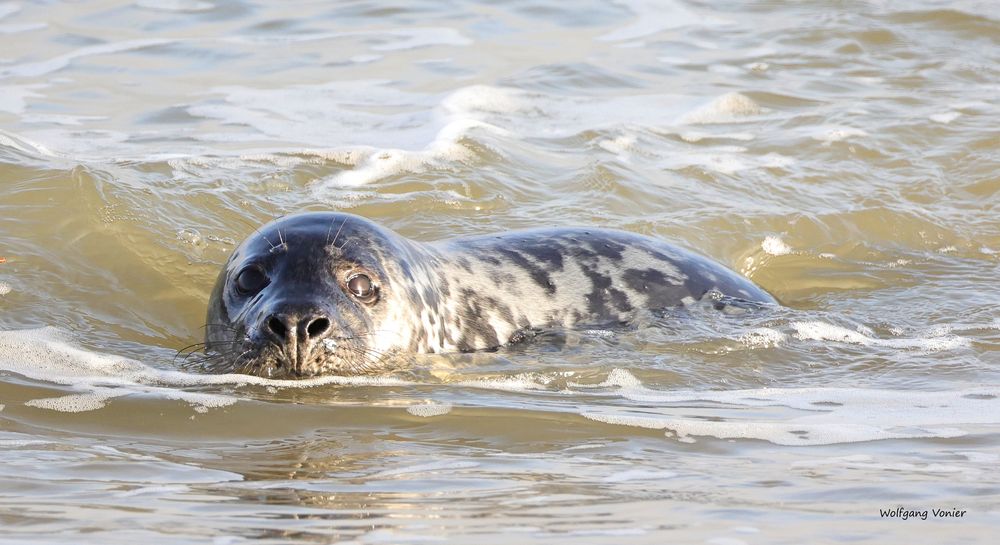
[1,0,999,542]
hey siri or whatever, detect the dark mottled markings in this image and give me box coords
[682,274,712,301]
[489,270,517,289]
[436,274,451,298]
[493,248,556,295]
[608,287,632,312]
[517,241,566,271]
[455,287,519,351]
[639,245,681,264]
[622,268,695,310]
[578,267,634,318]
[583,237,627,260]
[473,252,503,266]
[582,268,612,316]
[411,326,428,352]
[438,320,453,349]
[397,256,413,277]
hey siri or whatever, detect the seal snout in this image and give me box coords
[261,308,333,375]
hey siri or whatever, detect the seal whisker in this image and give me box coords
[182,347,251,373]
[335,342,406,374]
[328,217,348,248]
[202,323,241,332]
[175,340,245,366]
[175,342,209,355]
[180,341,243,362]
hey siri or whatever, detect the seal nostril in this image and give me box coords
[307,317,330,338]
[268,316,287,339]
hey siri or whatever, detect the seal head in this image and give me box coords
[205,212,420,377]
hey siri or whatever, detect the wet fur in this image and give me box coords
[205,212,776,377]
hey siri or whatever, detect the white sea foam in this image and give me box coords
[8,78,787,181]
[678,92,763,125]
[659,150,793,175]
[679,131,755,143]
[2,327,992,445]
[0,84,44,115]
[406,402,453,417]
[602,468,677,482]
[738,328,787,348]
[323,119,489,187]
[929,111,961,124]
[455,372,557,393]
[0,128,56,157]
[0,432,54,447]
[315,85,527,187]
[811,126,868,144]
[186,81,507,189]
[113,484,192,498]
[0,327,411,413]
[791,321,969,351]
[178,82,788,187]
[135,0,215,12]
[599,367,643,389]
[598,134,637,156]
[579,370,1000,446]
[761,235,792,256]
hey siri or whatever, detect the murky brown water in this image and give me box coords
[1,0,999,543]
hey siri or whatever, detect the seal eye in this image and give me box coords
[235,266,268,295]
[347,273,376,300]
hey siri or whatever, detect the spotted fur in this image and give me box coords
[205,212,776,377]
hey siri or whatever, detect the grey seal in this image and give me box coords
[204,212,775,378]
